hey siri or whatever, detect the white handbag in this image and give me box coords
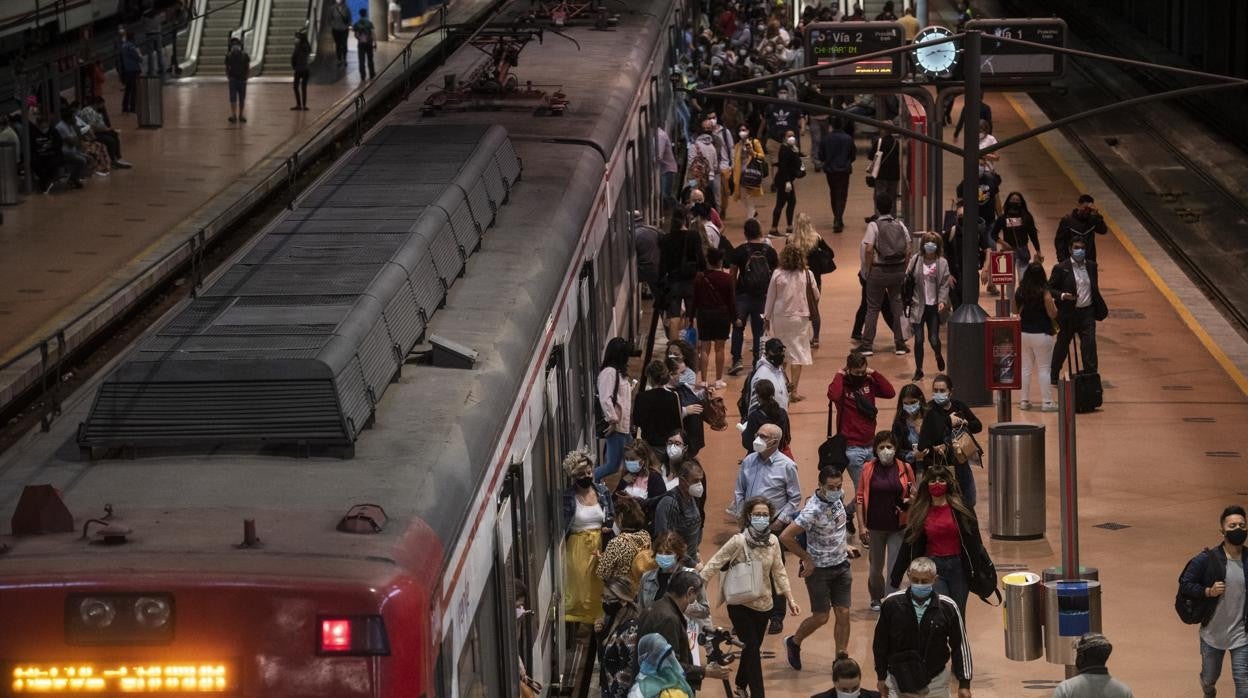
[721,535,767,606]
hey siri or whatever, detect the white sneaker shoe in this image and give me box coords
[1019,400,1032,411]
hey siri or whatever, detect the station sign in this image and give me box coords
[967,18,1067,83]
[989,250,1016,286]
[806,22,905,84]
[986,316,1022,391]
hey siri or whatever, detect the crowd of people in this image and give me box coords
[542,0,1152,695]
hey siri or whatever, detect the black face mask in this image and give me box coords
[576,476,593,489]
[1005,203,1022,214]
[767,352,785,366]
[1227,529,1247,546]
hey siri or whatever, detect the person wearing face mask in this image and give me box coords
[596,337,636,481]
[561,449,617,628]
[890,464,988,618]
[891,384,928,475]
[1015,263,1058,412]
[741,378,792,457]
[905,232,951,381]
[653,459,706,562]
[638,571,723,690]
[857,432,916,613]
[640,530,706,608]
[875,556,973,698]
[918,374,983,508]
[665,355,706,458]
[615,441,668,502]
[819,117,856,233]
[688,123,722,212]
[940,201,989,313]
[1179,505,1248,698]
[1052,633,1133,698]
[1054,194,1108,264]
[730,424,801,635]
[596,497,652,655]
[1048,238,1107,389]
[702,498,799,698]
[991,191,1041,269]
[706,111,735,218]
[764,88,800,153]
[733,126,767,220]
[779,467,861,666]
[744,337,790,412]
[770,129,803,237]
[814,654,882,698]
[633,360,686,456]
[629,633,695,698]
[763,243,819,400]
[829,351,897,532]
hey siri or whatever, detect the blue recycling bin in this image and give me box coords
[1043,579,1102,665]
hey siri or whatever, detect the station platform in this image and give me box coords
[0,0,493,405]
[680,89,1248,695]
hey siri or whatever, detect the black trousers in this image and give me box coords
[358,44,376,79]
[825,170,849,224]
[1051,306,1097,380]
[95,130,122,161]
[852,272,896,339]
[121,70,139,112]
[293,70,309,106]
[332,29,349,63]
[771,182,796,229]
[727,604,770,697]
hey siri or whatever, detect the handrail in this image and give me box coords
[178,0,208,75]
[230,0,256,45]
[0,0,492,432]
[246,0,273,73]
[304,0,321,58]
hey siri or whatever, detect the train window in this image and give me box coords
[456,574,505,698]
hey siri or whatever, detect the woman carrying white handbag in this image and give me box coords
[700,497,799,698]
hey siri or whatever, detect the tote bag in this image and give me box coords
[721,535,766,606]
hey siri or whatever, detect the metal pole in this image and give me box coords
[947,30,990,406]
[996,287,1011,423]
[19,79,34,193]
[1058,378,1079,580]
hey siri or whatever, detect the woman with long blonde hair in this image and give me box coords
[788,213,835,347]
[763,243,818,401]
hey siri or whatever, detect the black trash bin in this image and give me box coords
[138,75,163,128]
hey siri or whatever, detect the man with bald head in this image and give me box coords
[731,421,801,634]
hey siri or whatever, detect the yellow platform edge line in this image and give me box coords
[1004,92,1248,398]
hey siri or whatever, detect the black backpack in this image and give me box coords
[736,365,760,421]
[1177,548,1224,625]
[741,245,772,295]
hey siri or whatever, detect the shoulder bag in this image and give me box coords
[951,425,982,465]
[721,535,767,606]
[804,270,820,325]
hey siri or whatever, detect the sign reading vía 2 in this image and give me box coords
[806,22,905,85]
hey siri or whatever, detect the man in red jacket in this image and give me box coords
[827,351,896,542]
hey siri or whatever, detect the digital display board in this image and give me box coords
[967,18,1067,82]
[805,22,905,83]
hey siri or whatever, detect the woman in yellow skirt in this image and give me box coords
[561,449,616,626]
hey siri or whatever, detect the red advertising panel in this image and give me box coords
[986,316,1022,390]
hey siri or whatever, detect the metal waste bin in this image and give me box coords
[137,75,163,128]
[988,422,1045,540]
[1003,571,1043,661]
[0,143,18,205]
[1043,578,1102,665]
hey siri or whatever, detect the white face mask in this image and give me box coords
[752,436,768,454]
[739,130,748,140]
[835,690,861,698]
[785,136,797,146]
[667,443,685,460]
[688,482,705,498]
[878,447,896,464]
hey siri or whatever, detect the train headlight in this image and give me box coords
[133,596,171,628]
[78,598,116,629]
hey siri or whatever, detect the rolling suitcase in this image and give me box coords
[1068,335,1102,412]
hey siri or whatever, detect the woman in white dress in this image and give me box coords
[763,243,818,402]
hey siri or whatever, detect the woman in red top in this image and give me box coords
[889,462,986,616]
[855,431,916,612]
[693,247,737,383]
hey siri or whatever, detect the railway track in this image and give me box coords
[1000,0,1248,341]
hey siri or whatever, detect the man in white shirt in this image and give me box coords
[746,338,789,412]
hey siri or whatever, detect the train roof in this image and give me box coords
[0,0,672,578]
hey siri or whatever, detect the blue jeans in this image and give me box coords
[595,432,631,481]
[845,445,873,523]
[1201,639,1248,697]
[955,460,977,509]
[660,170,677,210]
[730,294,766,364]
[933,553,969,617]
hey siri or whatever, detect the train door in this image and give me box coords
[541,361,570,686]
[495,472,523,697]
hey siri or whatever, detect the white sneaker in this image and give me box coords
[1041,402,1059,412]
[94,170,109,177]
[1019,400,1032,411]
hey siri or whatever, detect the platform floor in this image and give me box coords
[0,10,487,365]
[679,89,1248,696]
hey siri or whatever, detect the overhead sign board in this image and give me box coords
[806,22,905,84]
[967,18,1067,83]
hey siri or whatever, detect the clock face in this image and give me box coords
[913,26,958,77]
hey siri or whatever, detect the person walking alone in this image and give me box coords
[1180,505,1248,698]
[770,130,803,237]
[858,194,912,356]
[1015,263,1058,411]
[225,37,250,124]
[906,231,951,381]
[763,244,818,402]
[329,0,351,67]
[818,117,855,233]
[789,213,836,348]
[857,431,915,612]
[290,30,311,111]
[1048,237,1107,388]
[119,32,142,114]
[353,8,377,80]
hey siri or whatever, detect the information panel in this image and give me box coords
[967,18,1067,83]
[806,22,905,84]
